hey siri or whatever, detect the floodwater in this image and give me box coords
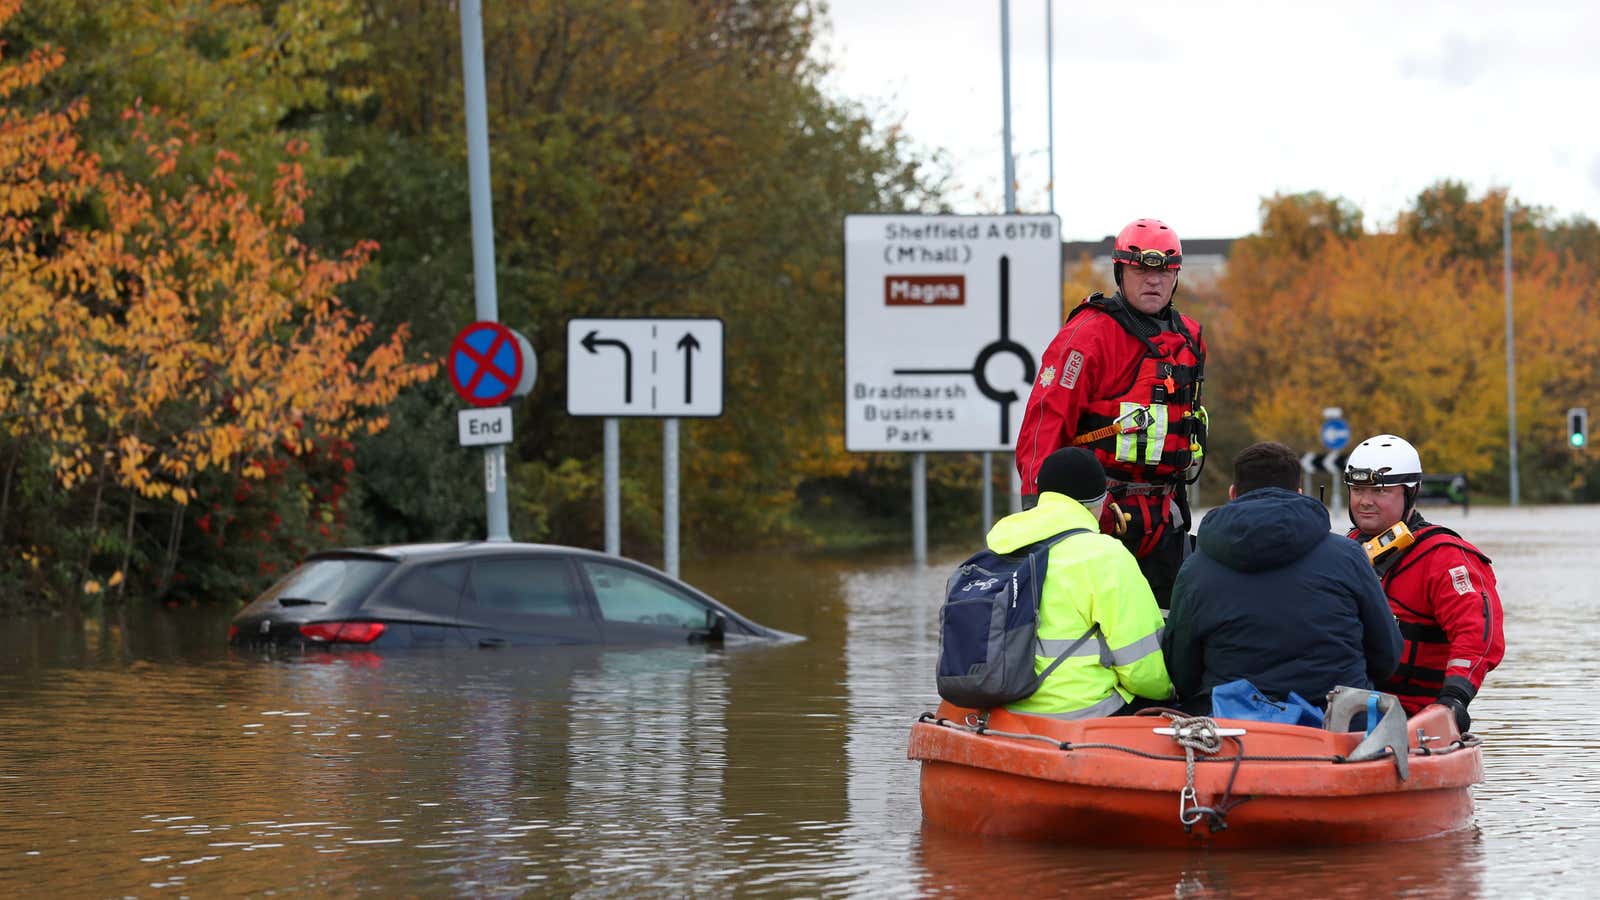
[1,504,1597,897]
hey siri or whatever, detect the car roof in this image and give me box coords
[307,542,623,564]
[299,542,801,643]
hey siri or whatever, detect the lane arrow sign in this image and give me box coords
[582,330,633,404]
[676,332,700,405]
[1322,452,1346,476]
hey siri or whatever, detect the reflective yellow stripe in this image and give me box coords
[1114,402,1142,462]
[1143,403,1168,464]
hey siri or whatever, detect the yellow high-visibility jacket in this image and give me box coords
[988,492,1173,718]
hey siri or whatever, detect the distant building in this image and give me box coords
[1060,236,1235,289]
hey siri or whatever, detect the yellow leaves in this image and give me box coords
[1,37,427,522]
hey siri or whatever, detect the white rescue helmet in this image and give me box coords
[1343,434,1423,488]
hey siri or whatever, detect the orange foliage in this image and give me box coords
[0,11,434,511]
[1215,190,1600,484]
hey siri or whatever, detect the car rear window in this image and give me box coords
[255,558,396,609]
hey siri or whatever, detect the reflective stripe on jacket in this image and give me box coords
[988,492,1173,718]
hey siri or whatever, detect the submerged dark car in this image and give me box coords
[228,542,795,650]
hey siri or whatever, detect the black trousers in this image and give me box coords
[1131,523,1190,610]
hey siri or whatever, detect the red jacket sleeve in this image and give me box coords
[1016,313,1104,494]
[1423,544,1505,698]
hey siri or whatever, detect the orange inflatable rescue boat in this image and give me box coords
[908,688,1483,848]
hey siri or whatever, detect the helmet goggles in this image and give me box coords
[1343,466,1419,487]
[1112,247,1182,270]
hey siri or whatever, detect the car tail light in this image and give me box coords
[298,621,388,644]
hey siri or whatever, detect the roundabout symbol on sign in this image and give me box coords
[890,255,1035,444]
[449,321,526,408]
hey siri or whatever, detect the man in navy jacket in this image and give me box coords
[1163,441,1402,713]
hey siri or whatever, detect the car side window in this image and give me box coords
[471,557,580,617]
[382,562,468,615]
[579,561,708,628]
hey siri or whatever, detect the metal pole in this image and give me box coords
[604,417,620,555]
[1001,0,1022,513]
[1001,0,1016,215]
[981,451,994,534]
[1505,202,1520,506]
[663,418,680,578]
[912,451,928,566]
[459,0,509,541]
[1046,0,1055,216]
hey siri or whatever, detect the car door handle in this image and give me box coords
[478,638,509,649]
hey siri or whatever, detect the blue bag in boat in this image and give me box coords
[935,528,1093,709]
[1209,678,1324,727]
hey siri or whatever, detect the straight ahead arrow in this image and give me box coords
[582,330,633,404]
[676,332,700,405]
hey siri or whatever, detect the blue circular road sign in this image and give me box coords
[449,321,524,408]
[1321,418,1351,451]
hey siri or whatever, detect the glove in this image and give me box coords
[1435,684,1473,734]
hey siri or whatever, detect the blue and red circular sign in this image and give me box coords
[449,321,524,408]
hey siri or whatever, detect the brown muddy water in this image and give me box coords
[1,505,1597,897]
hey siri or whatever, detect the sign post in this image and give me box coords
[567,318,724,575]
[1321,407,1350,514]
[457,0,514,542]
[843,213,1062,564]
[449,321,535,541]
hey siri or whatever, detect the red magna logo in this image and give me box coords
[885,275,964,306]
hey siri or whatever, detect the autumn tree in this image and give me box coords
[0,1,432,605]
[312,0,946,550]
[1214,186,1600,500]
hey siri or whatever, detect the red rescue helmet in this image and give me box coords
[1112,218,1183,271]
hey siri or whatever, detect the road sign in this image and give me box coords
[566,318,724,417]
[449,322,536,408]
[1300,452,1348,475]
[1320,418,1350,451]
[458,407,512,446]
[843,214,1062,451]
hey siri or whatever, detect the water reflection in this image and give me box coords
[0,508,1598,896]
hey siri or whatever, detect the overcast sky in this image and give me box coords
[817,0,1600,241]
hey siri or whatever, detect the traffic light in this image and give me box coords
[1569,407,1589,449]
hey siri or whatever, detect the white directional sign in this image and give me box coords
[458,406,512,446]
[566,318,724,417]
[844,214,1063,451]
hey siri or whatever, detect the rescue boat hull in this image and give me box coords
[910,702,1482,848]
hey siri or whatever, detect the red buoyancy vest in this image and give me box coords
[1346,521,1505,715]
[1066,294,1206,484]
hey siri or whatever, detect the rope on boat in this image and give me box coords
[918,711,1479,762]
[918,710,1483,835]
[1162,713,1241,833]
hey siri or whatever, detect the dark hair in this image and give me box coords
[1232,441,1301,495]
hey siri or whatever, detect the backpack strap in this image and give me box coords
[1023,527,1094,686]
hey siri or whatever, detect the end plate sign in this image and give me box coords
[458,407,512,446]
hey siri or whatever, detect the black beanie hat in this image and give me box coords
[1036,447,1106,504]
